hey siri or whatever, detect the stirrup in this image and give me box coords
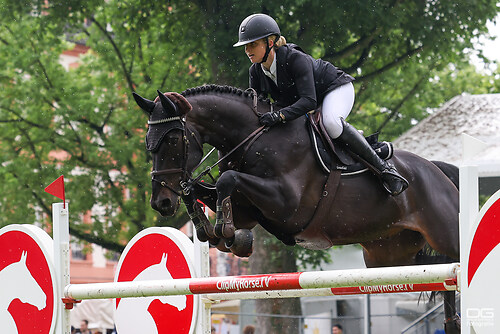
[381,168,409,196]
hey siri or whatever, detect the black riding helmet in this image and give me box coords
[233,14,280,63]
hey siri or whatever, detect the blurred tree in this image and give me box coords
[0,1,212,251]
[193,0,499,137]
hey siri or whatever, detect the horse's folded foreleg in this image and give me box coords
[215,195,236,238]
[214,171,239,239]
[215,195,254,257]
[182,194,218,243]
[213,170,292,256]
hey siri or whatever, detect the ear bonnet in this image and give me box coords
[145,91,192,152]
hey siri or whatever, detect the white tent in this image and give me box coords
[394,93,500,193]
[70,299,115,331]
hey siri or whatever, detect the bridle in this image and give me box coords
[149,116,199,197]
[150,89,268,197]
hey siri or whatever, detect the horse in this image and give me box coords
[132,85,460,333]
[115,253,187,334]
[0,251,47,333]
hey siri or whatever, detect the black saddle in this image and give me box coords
[306,112,393,175]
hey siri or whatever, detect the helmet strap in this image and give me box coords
[260,36,272,64]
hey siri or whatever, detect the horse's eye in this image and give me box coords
[168,137,179,145]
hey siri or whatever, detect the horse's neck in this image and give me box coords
[134,265,172,281]
[0,311,16,333]
[188,94,261,149]
[0,265,17,306]
[0,264,16,288]
[0,297,11,310]
[0,265,9,280]
[118,295,155,309]
[0,263,45,310]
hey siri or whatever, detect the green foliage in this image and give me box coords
[194,0,499,138]
[0,0,211,251]
[293,245,332,271]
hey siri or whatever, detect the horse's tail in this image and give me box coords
[416,161,458,264]
[416,160,459,265]
[415,244,457,304]
[419,161,460,322]
[415,244,456,265]
[431,160,459,190]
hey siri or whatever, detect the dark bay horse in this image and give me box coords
[133,85,460,333]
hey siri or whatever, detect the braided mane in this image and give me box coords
[181,84,271,104]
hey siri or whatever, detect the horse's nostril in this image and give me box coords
[161,198,172,208]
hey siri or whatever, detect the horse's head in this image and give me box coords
[131,253,187,311]
[10,252,47,310]
[133,90,202,216]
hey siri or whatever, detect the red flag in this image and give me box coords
[45,175,65,207]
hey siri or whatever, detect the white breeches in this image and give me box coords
[321,82,355,139]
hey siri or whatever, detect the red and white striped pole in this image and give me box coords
[203,280,457,302]
[64,262,458,300]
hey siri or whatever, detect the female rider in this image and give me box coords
[233,13,408,195]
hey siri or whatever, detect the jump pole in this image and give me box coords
[193,206,211,334]
[45,176,72,334]
[53,202,71,334]
[63,263,458,300]
[459,134,489,334]
[459,157,478,334]
[205,280,457,301]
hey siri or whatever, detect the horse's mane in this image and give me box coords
[181,84,271,104]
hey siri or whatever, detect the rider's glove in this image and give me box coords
[259,111,285,126]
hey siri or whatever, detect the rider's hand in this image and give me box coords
[259,111,284,126]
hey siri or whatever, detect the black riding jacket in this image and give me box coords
[249,44,355,121]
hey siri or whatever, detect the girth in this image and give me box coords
[294,170,342,249]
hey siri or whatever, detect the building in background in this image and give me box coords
[395,93,500,195]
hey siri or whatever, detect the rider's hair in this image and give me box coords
[275,35,287,48]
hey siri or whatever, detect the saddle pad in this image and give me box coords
[307,121,393,175]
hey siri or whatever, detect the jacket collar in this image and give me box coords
[261,53,277,84]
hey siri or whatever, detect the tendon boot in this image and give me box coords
[338,119,408,195]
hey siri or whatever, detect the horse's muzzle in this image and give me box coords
[151,195,181,216]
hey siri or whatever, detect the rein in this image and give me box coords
[187,125,267,188]
[244,88,263,117]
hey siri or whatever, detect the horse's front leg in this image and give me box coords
[182,193,218,244]
[214,170,287,236]
[214,170,290,256]
[215,192,236,239]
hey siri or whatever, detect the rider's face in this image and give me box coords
[245,39,268,63]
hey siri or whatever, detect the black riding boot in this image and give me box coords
[338,119,408,195]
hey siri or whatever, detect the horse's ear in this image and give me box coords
[20,251,27,263]
[132,92,155,114]
[157,90,179,115]
[161,253,168,265]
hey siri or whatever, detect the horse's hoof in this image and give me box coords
[210,238,231,252]
[195,222,216,242]
[227,229,253,257]
[214,222,235,239]
[444,314,461,334]
[196,227,210,242]
[207,235,221,247]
